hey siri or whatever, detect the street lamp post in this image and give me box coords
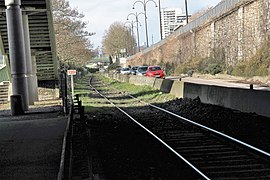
[185,0,189,24]
[125,20,137,38]
[125,20,141,55]
[127,12,144,52]
[125,20,142,38]
[132,0,157,48]
[158,0,162,40]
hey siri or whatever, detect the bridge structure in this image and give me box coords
[0,0,58,112]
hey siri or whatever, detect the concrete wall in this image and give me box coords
[104,73,270,117]
[184,83,270,117]
[129,75,156,87]
[104,73,182,96]
[170,81,184,98]
[127,0,270,70]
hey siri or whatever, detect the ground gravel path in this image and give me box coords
[155,97,270,153]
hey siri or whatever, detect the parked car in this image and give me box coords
[136,66,148,76]
[146,66,165,78]
[115,68,121,74]
[130,66,139,75]
[120,67,131,75]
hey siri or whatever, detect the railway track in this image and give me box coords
[87,75,270,179]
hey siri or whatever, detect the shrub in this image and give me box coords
[164,62,175,75]
[174,63,192,75]
[232,63,245,76]
[107,63,120,70]
[204,63,222,75]
[187,70,195,77]
[232,41,270,77]
[174,56,204,75]
[232,60,269,77]
[174,56,224,75]
[226,66,233,75]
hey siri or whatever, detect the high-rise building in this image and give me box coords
[161,8,187,39]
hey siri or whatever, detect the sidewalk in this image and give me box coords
[0,105,67,179]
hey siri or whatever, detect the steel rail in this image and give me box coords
[127,94,270,158]
[89,81,211,180]
[95,76,270,158]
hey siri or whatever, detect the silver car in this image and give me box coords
[130,66,139,75]
[120,67,131,75]
[136,66,148,76]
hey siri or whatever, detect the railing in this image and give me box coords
[0,65,10,83]
[57,98,74,180]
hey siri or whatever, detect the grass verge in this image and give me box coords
[74,74,176,113]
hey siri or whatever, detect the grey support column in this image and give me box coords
[22,13,38,105]
[5,0,29,111]
[31,55,38,101]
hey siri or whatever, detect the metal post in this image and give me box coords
[127,12,144,52]
[125,20,137,54]
[60,71,68,114]
[130,23,135,54]
[5,0,29,111]
[143,1,149,47]
[185,0,189,24]
[132,0,158,47]
[130,22,137,54]
[125,27,130,56]
[70,74,74,97]
[135,15,141,52]
[158,0,162,40]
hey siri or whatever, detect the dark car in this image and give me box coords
[115,68,121,74]
[130,66,139,75]
[136,66,148,76]
[146,66,165,78]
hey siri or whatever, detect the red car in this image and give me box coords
[146,66,165,78]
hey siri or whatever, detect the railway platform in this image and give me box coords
[0,104,67,179]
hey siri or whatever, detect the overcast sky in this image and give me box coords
[68,0,222,48]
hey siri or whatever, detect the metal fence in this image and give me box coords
[137,0,254,56]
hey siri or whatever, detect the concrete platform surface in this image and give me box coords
[167,76,270,91]
[0,106,67,179]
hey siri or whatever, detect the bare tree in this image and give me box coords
[51,0,95,68]
[102,22,136,61]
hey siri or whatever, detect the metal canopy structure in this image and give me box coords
[0,0,58,81]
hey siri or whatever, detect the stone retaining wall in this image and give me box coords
[127,0,270,70]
